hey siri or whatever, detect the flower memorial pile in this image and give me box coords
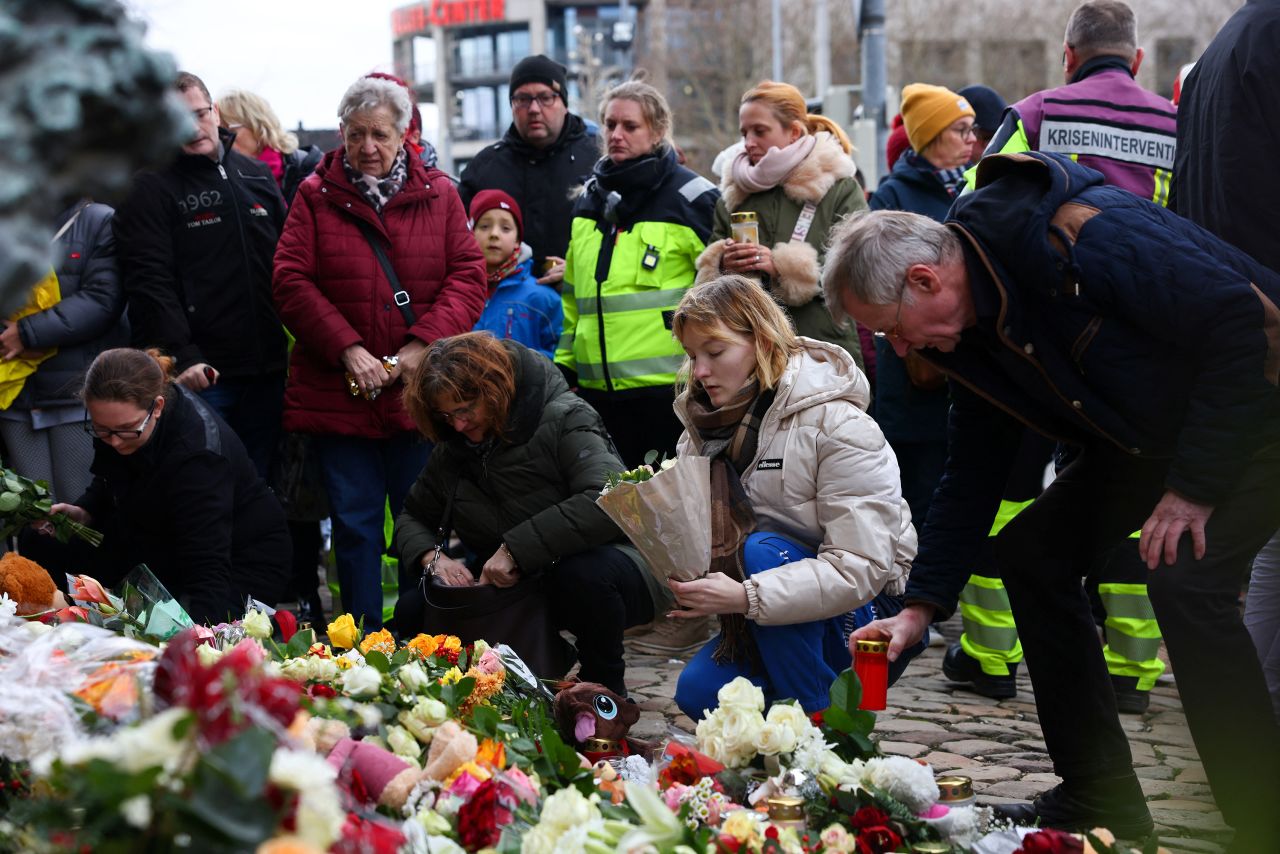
[0,597,1161,854]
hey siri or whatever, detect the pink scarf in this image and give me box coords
[730,134,817,194]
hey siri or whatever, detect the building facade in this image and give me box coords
[392,0,646,172]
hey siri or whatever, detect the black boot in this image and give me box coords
[942,643,1017,699]
[1110,675,1151,715]
[993,776,1154,840]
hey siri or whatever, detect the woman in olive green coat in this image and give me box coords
[696,81,868,369]
[393,333,668,694]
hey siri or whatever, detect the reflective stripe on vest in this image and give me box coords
[1098,581,1165,688]
[576,354,685,383]
[576,287,692,315]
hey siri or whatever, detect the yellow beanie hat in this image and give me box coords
[900,83,976,153]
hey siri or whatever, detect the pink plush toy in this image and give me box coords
[326,737,423,810]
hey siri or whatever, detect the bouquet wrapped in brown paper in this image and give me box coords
[596,454,712,584]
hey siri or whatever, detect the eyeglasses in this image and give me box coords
[871,286,908,342]
[84,400,157,440]
[192,106,214,122]
[948,122,978,140]
[438,402,477,424]
[510,92,559,110]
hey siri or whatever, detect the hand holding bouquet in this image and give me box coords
[597,452,712,584]
[0,467,101,546]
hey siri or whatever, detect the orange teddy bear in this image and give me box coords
[0,552,67,615]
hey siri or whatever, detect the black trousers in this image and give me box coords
[576,387,684,469]
[547,545,655,695]
[993,443,1280,846]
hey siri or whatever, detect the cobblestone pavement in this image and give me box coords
[621,614,1232,854]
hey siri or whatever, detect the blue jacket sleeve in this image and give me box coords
[904,379,1023,619]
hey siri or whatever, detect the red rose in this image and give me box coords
[1016,828,1085,853]
[457,779,514,851]
[307,683,338,699]
[850,806,891,829]
[854,825,903,854]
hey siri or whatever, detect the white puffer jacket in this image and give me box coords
[676,338,915,625]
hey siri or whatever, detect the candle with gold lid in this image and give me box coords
[935,774,975,807]
[854,638,890,709]
[765,795,806,833]
[730,211,759,244]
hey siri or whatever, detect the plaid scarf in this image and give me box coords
[487,248,523,294]
[343,148,408,212]
[907,150,968,198]
[683,379,776,665]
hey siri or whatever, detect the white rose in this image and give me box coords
[195,644,225,667]
[269,746,337,790]
[387,725,421,760]
[308,656,339,683]
[62,708,191,775]
[521,824,560,854]
[341,664,384,698]
[717,708,764,753]
[242,609,272,639]
[765,703,812,740]
[119,795,151,829]
[416,807,453,836]
[22,620,52,638]
[400,697,449,742]
[716,677,765,713]
[753,721,797,756]
[471,639,490,657]
[280,657,312,683]
[397,660,430,694]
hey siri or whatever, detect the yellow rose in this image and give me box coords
[440,666,463,685]
[327,614,358,649]
[442,635,462,652]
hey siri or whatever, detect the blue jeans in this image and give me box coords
[314,433,430,631]
[200,371,285,480]
[675,532,925,718]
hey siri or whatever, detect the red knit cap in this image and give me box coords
[886,114,910,171]
[469,189,523,243]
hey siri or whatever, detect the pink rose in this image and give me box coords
[447,770,485,799]
[476,649,505,675]
[72,575,111,606]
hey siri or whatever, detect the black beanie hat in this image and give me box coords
[508,54,569,104]
[958,85,1007,134]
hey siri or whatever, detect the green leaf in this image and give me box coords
[849,709,877,734]
[0,492,20,513]
[284,627,317,658]
[469,704,501,737]
[390,647,411,668]
[364,649,391,674]
[3,476,21,492]
[828,668,863,715]
[822,705,858,734]
[644,449,659,465]
[202,726,275,797]
[440,676,476,710]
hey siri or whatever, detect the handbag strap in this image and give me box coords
[420,477,460,591]
[354,218,417,327]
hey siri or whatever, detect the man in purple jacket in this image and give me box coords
[981,1,1176,205]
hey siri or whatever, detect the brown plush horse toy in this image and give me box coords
[553,681,642,749]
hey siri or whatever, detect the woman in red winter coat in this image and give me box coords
[273,75,486,631]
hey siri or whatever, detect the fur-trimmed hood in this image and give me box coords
[720,132,856,210]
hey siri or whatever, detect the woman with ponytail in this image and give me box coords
[696,81,868,370]
[46,348,290,624]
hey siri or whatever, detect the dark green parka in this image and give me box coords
[393,341,668,612]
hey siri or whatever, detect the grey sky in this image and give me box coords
[122,0,434,134]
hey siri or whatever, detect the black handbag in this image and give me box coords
[392,479,577,680]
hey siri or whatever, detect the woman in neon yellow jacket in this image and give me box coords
[555,80,719,466]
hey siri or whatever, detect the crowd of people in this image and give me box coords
[2,0,1277,848]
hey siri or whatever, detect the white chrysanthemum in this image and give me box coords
[341,664,384,698]
[537,785,601,835]
[119,795,151,829]
[717,677,765,712]
[791,729,836,775]
[0,592,17,619]
[863,755,940,813]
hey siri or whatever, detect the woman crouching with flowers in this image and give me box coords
[669,275,923,717]
[393,332,669,693]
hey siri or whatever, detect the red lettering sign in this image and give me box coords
[391,0,506,36]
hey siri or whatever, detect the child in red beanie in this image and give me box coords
[469,190,563,359]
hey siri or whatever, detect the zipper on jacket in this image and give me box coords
[218,161,264,367]
[592,222,618,392]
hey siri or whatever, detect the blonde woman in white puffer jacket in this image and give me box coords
[667,274,922,717]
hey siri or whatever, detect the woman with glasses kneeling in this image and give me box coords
[394,332,667,695]
[47,348,290,624]
[668,276,922,718]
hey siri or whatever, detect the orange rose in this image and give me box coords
[442,635,462,652]
[406,634,439,658]
[359,629,396,656]
[475,738,506,770]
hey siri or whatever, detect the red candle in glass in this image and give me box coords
[854,639,890,710]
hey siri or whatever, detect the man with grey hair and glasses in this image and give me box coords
[831,150,1280,849]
